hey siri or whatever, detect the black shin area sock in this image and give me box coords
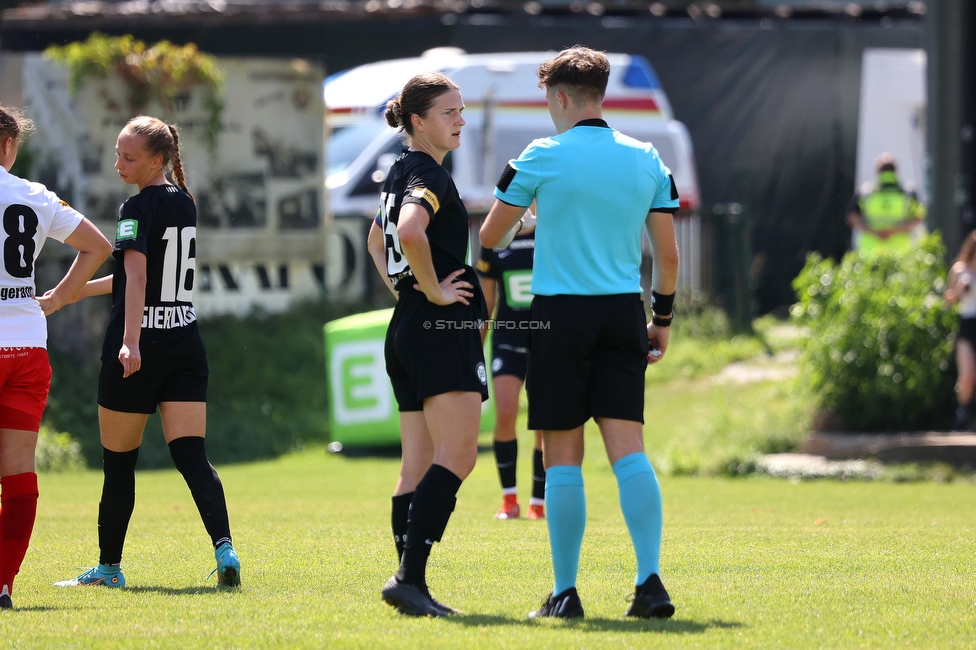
[98,447,140,566]
[168,437,232,548]
[392,492,413,561]
[397,465,462,586]
[532,448,546,501]
[493,440,518,491]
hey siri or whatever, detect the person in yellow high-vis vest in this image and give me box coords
[846,153,926,255]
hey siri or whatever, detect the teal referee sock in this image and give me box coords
[545,465,586,596]
[612,452,663,585]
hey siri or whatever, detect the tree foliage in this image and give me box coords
[45,32,224,152]
[790,234,957,431]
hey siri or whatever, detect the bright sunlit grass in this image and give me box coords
[6,329,972,647]
[3,445,975,648]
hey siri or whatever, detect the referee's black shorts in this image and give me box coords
[98,352,209,414]
[385,285,489,412]
[526,293,647,430]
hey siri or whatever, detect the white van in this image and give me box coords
[324,48,703,292]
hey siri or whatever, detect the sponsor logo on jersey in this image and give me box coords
[503,270,533,308]
[117,219,138,240]
[492,357,503,373]
[476,362,487,385]
[59,200,72,208]
[0,286,34,301]
[141,305,197,330]
[410,187,440,213]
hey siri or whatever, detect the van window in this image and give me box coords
[350,142,452,197]
[632,134,679,175]
[473,128,554,184]
[327,122,388,177]
[496,129,550,173]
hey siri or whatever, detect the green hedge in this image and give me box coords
[790,234,956,432]
[45,299,368,468]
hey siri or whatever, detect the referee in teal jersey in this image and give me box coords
[481,46,680,620]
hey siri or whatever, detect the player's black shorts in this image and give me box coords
[526,293,647,430]
[385,283,489,412]
[98,352,209,414]
[491,331,530,380]
[958,317,976,347]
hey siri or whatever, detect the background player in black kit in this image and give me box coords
[366,72,488,617]
[56,116,241,589]
[476,208,546,521]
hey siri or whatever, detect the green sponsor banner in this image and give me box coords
[325,308,495,447]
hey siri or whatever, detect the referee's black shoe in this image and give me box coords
[382,576,446,617]
[528,587,584,619]
[625,573,675,619]
[0,594,11,610]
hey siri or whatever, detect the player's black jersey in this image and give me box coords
[476,230,534,323]
[102,184,205,361]
[376,150,470,292]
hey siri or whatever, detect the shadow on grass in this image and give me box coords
[3,605,62,612]
[125,585,239,596]
[329,443,495,459]
[445,614,742,634]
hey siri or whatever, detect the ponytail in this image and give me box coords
[168,124,193,202]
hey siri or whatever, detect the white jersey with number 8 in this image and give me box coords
[0,167,83,347]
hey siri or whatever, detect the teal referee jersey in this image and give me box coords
[493,119,679,296]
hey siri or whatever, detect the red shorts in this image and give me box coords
[0,347,52,432]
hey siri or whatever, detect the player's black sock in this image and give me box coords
[392,492,413,561]
[397,464,462,586]
[168,437,232,548]
[98,447,139,565]
[532,448,546,502]
[493,440,518,491]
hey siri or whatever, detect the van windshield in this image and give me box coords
[631,134,679,175]
[327,121,388,177]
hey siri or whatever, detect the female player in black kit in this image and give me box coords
[56,116,241,589]
[366,72,489,617]
[476,211,546,521]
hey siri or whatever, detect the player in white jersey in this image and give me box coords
[0,105,112,610]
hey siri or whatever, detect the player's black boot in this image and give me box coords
[382,576,446,617]
[421,583,461,615]
[624,573,675,619]
[528,587,584,619]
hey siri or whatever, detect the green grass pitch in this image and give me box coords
[3,437,975,648]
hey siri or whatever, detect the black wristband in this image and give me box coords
[652,314,673,327]
[651,291,675,317]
